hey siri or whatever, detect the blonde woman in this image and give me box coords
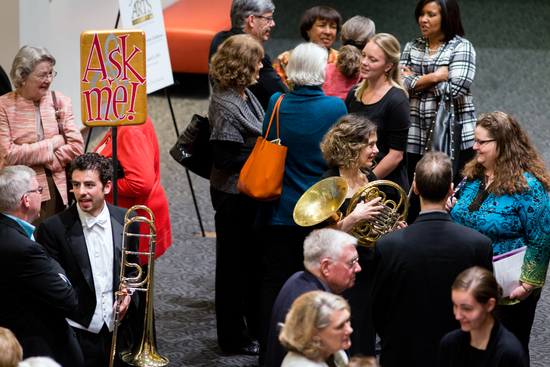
[279,291,352,367]
[346,33,410,201]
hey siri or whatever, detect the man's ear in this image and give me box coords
[245,14,255,30]
[320,258,332,277]
[21,193,31,209]
[413,181,419,195]
[103,180,113,195]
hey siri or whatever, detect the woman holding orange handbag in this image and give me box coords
[258,42,348,364]
[208,34,265,355]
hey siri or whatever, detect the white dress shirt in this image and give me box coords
[67,202,115,333]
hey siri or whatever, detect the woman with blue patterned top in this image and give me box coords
[448,111,550,358]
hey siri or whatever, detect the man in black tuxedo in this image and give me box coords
[37,153,140,367]
[265,228,361,367]
[208,0,288,110]
[0,165,83,366]
[370,151,494,367]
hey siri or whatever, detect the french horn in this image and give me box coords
[293,177,409,247]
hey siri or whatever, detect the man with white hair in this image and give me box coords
[265,228,361,367]
[208,0,288,110]
[0,166,83,366]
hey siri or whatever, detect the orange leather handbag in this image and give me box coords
[237,94,287,201]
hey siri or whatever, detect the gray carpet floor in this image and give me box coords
[84,1,550,365]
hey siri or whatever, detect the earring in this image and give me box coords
[315,340,321,347]
[385,71,389,81]
[22,81,26,85]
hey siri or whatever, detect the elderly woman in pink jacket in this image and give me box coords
[0,45,84,225]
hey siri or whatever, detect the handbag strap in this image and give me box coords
[264,94,285,140]
[51,91,68,144]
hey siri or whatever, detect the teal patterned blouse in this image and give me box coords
[450,173,550,288]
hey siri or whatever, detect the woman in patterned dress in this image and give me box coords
[273,6,341,89]
[449,111,550,359]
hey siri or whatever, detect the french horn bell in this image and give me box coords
[293,178,409,247]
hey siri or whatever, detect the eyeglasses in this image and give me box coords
[31,71,57,81]
[473,139,495,147]
[21,186,43,200]
[346,256,360,269]
[256,15,274,23]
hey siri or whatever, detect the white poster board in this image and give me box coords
[118,0,174,94]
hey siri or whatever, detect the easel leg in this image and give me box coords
[164,87,206,237]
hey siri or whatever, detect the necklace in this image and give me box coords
[428,44,441,53]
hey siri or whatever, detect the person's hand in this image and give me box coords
[509,282,535,301]
[400,65,414,78]
[350,196,384,223]
[394,221,407,230]
[51,134,65,150]
[434,66,449,82]
[446,196,457,213]
[114,292,132,320]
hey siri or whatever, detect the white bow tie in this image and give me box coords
[86,217,108,229]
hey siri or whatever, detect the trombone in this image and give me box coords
[109,205,169,367]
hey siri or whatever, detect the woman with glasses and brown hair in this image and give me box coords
[0,45,84,225]
[448,111,550,360]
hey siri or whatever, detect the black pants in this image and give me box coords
[407,148,476,224]
[341,248,376,357]
[74,325,112,367]
[211,188,264,351]
[258,225,311,363]
[499,293,540,360]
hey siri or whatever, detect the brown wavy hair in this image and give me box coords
[462,111,550,195]
[209,34,264,89]
[320,114,377,170]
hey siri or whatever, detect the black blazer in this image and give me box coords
[36,203,140,328]
[0,214,83,365]
[370,211,494,367]
[265,270,332,367]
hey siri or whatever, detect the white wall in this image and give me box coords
[0,0,144,128]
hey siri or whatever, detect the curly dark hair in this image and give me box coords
[70,152,113,187]
[462,111,550,195]
[209,34,264,89]
[320,114,377,170]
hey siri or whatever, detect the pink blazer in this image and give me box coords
[0,90,84,204]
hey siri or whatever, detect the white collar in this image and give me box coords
[77,201,110,229]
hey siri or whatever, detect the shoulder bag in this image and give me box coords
[170,114,212,179]
[424,82,462,174]
[237,94,287,201]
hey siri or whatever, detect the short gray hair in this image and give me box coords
[0,166,35,214]
[287,43,327,86]
[230,0,275,28]
[303,228,357,271]
[10,45,56,89]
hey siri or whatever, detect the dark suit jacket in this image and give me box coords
[36,203,140,330]
[208,27,288,111]
[0,214,83,365]
[370,211,493,367]
[265,270,332,367]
